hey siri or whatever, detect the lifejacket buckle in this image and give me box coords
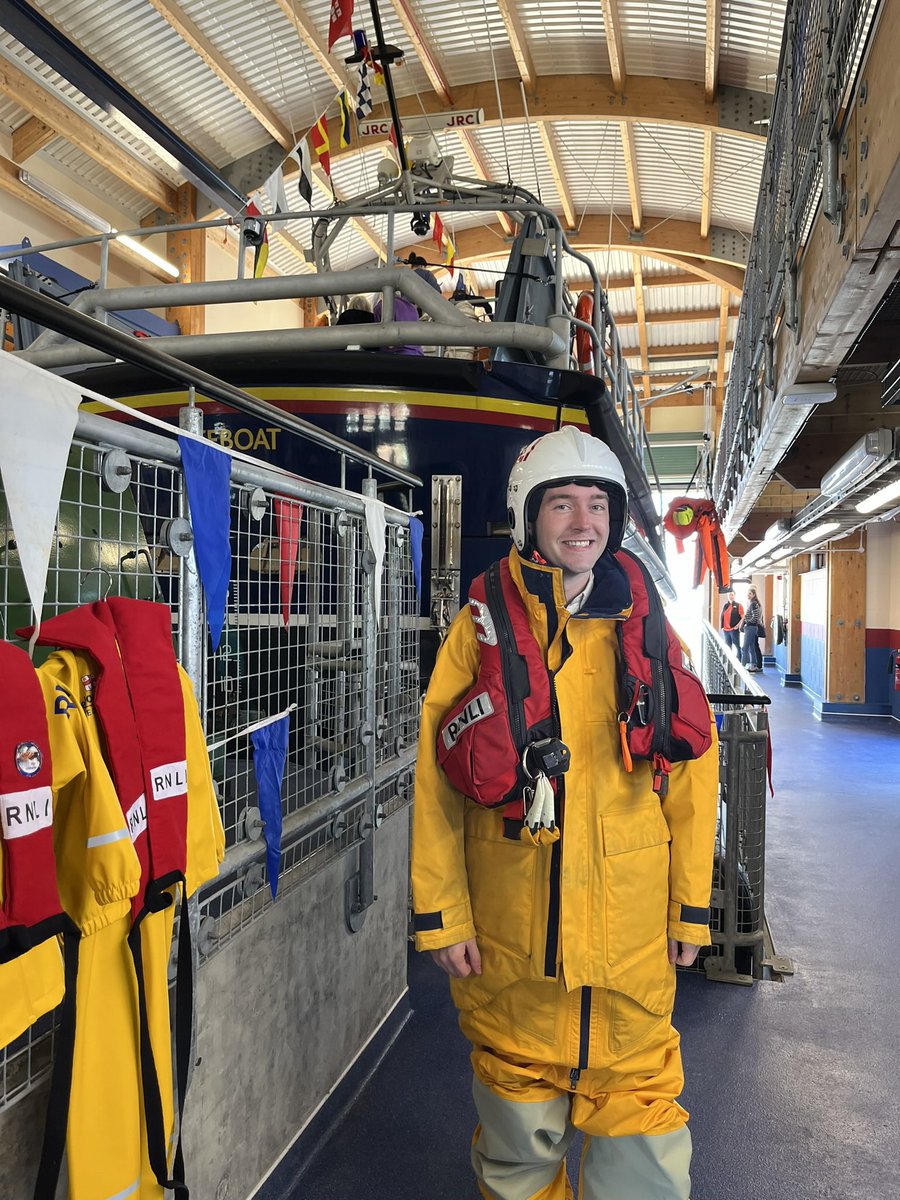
[523,737,570,780]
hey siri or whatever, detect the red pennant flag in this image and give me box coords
[310,113,331,176]
[328,0,354,50]
[389,122,398,150]
[432,214,444,253]
[274,499,304,628]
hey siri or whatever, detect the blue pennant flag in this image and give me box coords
[178,436,232,651]
[251,715,290,899]
[408,516,424,600]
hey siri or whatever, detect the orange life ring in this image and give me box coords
[575,292,594,375]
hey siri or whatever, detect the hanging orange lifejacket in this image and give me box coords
[663,495,730,591]
[574,292,594,374]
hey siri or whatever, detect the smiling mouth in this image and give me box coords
[563,540,593,548]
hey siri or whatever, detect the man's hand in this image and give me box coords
[431,938,482,978]
[667,939,701,967]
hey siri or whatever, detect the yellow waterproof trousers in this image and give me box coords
[68,913,142,1200]
[470,1010,691,1200]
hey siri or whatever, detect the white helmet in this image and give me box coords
[507,426,629,555]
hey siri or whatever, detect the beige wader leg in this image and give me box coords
[578,1125,692,1200]
[471,1076,576,1200]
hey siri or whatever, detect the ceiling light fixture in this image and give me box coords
[779,381,837,407]
[800,521,841,543]
[19,169,111,232]
[18,169,179,278]
[820,429,893,496]
[856,477,900,514]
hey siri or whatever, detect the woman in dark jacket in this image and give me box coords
[740,587,764,671]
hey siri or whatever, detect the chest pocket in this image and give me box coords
[602,804,671,968]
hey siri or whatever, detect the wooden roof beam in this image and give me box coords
[568,270,713,291]
[0,57,176,210]
[0,152,173,279]
[706,0,722,103]
[12,116,55,162]
[146,0,294,147]
[459,131,516,236]
[494,0,537,91]
[538,124,576,230]
[329,74,766,169]
[700,129,714,239]
[621,121,642,231]
[389,0,453,105]
[612,305,740,328]
[632,253,652,400]
[313,166,388,261]
[271,0,346,90]
[602,0,626,93]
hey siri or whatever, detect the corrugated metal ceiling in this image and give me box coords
[0,0,793,384]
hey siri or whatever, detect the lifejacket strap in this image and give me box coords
[33,928,81,1200]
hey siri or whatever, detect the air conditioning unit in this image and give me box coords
[820,428,894,496]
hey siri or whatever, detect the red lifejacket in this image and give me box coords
[662,495,730,591]
[437,550,712,810]
[0,642,68,960]
[21,599,193,1199]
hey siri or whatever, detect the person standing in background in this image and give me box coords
[720,590,743,655]
[740,586,764,672]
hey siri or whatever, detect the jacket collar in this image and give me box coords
[509,546,633,620]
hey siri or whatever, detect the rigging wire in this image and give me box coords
[480,0,512,185]
[519,82,543,205]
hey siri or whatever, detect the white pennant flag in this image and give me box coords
[0,355,82,635]
[363,497,387,627]
[262,164,289,214]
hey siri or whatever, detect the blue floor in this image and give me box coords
[298,682,900,1200]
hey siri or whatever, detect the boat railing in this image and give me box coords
[9,195,652,485]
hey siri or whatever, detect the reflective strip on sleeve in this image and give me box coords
[86,828,131,849]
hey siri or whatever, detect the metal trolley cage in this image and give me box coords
[0,396,419,1114]
[700,622,793,985]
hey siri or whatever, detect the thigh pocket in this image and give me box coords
[602,805,671,968]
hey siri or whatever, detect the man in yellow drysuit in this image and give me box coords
[412,427,718,1200]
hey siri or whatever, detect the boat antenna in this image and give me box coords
[366,0,409,174]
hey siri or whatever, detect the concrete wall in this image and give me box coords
[0,809,411,1200]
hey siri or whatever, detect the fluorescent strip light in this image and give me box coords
[856,478,900,513]
[19,169,180,278]
[820,429,893,496]
[19,169,111,232]
[116,234,180,278]
[800,521,841,543]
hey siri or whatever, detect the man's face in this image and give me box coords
[533,484,610,589]
[728,592,735,601]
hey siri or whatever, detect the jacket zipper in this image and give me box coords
[570,987,592,1088]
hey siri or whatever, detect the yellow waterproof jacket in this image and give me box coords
[412,549,718,1051]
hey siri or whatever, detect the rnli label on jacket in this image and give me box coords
[1,786,53,839]
[126,794,148,842]
[442,692,494,750]
[150,760,188,801]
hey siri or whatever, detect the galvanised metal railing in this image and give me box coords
[713,0,881,522]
